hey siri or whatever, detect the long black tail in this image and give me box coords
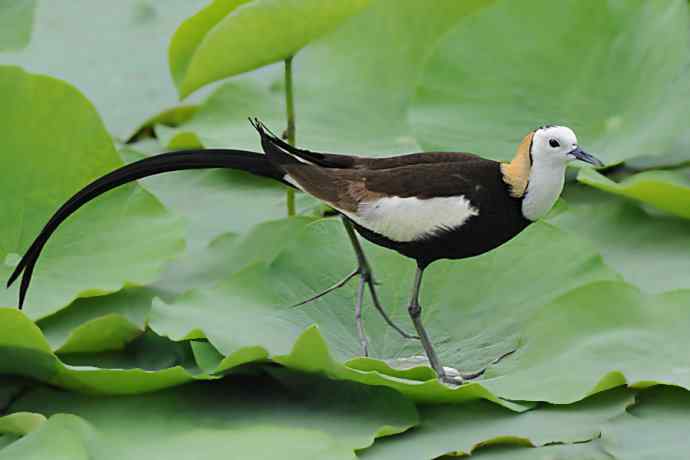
[7,148,286,309]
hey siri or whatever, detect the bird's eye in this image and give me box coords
[549,139,560,148]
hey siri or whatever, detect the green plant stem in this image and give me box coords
[284,55,296,217]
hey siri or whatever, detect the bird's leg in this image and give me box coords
[407,266,462,386]
[290,217,418,347]
[341,217,418,340]
[354,273,369,356]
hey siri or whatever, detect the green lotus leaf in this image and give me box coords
[578,168,690,219]
[600,387,690,460]
[549,185,690,293]
[150,217,616,405]
[361,388,633,459]
[625,131,690,171]
[37,289,151,353]
[0,67,185,319]
[170,0,372,97]
[0,415,93,460]
[0,308,210,395]
[483,283,690,403]
[466,441,611,460]
[7,372,418,460]
[0,0,35,51]
[410,0,690,165]
[119,145,307,251]
[165,0,495,154]
[0,0,209,139]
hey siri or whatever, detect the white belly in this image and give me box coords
[343,195,479,242]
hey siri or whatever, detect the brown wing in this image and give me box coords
[283,156,500,212]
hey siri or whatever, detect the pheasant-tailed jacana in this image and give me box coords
[7,120,602,385]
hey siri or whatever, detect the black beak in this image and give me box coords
[568,147,604,167]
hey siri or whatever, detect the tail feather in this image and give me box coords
[7,148,285,309]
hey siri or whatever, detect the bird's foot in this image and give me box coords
[442,348,518,384]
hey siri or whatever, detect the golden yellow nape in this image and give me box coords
[500,131,534,198]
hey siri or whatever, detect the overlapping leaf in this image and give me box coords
[0,308,205,395]
[164,0,495,154]
[361,388,633,459]
[150,217,616,404]
[410,0,690,165]
[483,283,690,403]
[0,67,184,319]
[600,387,690,459]
[170,0,372,97]
[0,0,209,138]
[6,372,418,460]
[578,168,690,219]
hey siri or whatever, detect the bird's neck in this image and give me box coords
[521,160,566,221]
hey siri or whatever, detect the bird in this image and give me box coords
[7,120,602,385]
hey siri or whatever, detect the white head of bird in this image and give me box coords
[502,125,603,222]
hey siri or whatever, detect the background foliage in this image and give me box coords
[1,0,690,458]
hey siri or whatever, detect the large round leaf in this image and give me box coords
[8,373,418,460]
[171,0,372,97]
[410,0,690,165]
[0,67,184,318]
[150,217,616,404]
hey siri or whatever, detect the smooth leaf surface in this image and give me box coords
[0,0,209,138]
[0,0,35,51]
[119,145,312,251]
[0,67,184,319]
[167,0,495,154]
[549,186,690,293]
[411,0,690,165]
[578,168,690,219]
[361,388,633,459]
[0,415,92,460]
[601,387,690,460]
[171,0,371,97]
[483,283,690,403]
[151,217,616,404]
[10,373,418,460]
